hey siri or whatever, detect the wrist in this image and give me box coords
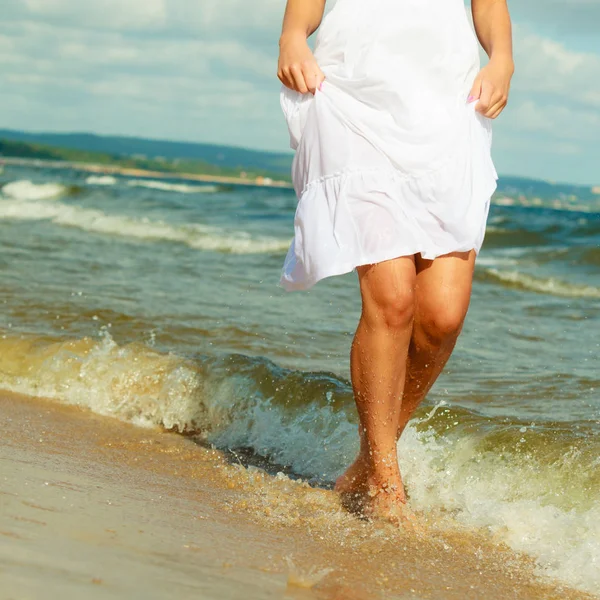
[489,53,514,72]
[279,29,307,47]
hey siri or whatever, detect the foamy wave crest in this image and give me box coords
[1,332,598,595]
[0,198,290,254]
[479,268,600,299]
[492,195,599,213]
[0,332,356,476]
[86,175,117,186]
[400,412,600,594]
[492,196,516,206]
[127,179,220,194]
[1,180,67,201]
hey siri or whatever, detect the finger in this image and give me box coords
[289,64,309,94]
[301,62,318,94]
[315,70,326,92]
[468,74,483,103]
[482,92,507,118]
[278,67,294,90]
[486,94,508,118]
[486,101,506,120]
[475,80,494,114]
[301,62,326,95]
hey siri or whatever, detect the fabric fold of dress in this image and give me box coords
[279,0,498,291]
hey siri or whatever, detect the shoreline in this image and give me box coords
[0,156,294,189]
[1,391,595,599]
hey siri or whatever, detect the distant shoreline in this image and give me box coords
[0,156,294,189]
[3,155,599,199]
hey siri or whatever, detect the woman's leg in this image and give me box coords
[396,251,476,439]
[335,256,416,519]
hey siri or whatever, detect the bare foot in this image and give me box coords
[362,480,413,526]
[334,455,370,514]
[334,455,369,495]
[334,456,413,526]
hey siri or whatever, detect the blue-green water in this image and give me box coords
[0,164,599,594]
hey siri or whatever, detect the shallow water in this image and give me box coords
[0,164,599,594]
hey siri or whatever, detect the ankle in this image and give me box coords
[364,446,398,464]
[360,453,400,482]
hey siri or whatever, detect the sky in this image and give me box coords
[0,0,599,185]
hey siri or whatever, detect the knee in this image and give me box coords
[419,304,467,346]
[363,286,415,330]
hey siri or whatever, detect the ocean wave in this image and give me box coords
[484,210,600,246]
[0,197,290,254]
[1,179,67,201]
[401,412,600,594]
[0,331,598,595]
[474,255,519,267]
[492,196,516,206]
[126,179,220,194]
[483,227,552,249]
[478,268,600,299]
[492,195,599,214]
[579,246,600,267]
[524,245,600,269]
[86,175,117,186]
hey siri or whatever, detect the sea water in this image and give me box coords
[0,164,598,594]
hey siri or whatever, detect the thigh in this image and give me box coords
[414,251,476,326]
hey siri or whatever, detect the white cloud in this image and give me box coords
[21,0,167,30]
[0,1,285,150]
[504,100,600,143]
[510,0,600,35]
[12,0,285,36]
[484,26,600,183]
[513,28,600,109]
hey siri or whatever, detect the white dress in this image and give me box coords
[279,0,498,291]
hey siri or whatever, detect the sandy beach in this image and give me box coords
[0,391,594,600]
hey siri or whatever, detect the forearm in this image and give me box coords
[471,0,513,65]
[280,0,326,42]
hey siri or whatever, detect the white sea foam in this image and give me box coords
[127,179,220,194]
[484,268,600,299]
[0,198,290,254]
[474,256,518,267]
[492,194,599,214]
[86,175,117,186]
[1,180,67,201]
[492,196,515,206]
[0,332,598,595]
[399,424,600,595]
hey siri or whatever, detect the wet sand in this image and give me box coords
[0,392,595,600]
